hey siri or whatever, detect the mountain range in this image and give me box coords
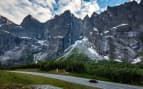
[0,1,143,66]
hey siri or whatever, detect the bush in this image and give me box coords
[65,61,86,73]
[92,61,143,84]
[38,60,143,84]
[39,60,87,73]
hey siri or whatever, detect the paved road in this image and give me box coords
[9,71,143,89]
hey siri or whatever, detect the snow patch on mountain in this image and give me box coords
[37,40,48,46]
[111,24,128,30]
[34,52,48,63]
[63,37,103,61]
[115,59,123,62]
[132,57,142,64]
[0,24,4,27]
[129,0,141,4]
[0,30,17,36]
[104,30,110,34]
[93,27,99,32]
[2,30,11,34]
[20,36,32,40]
[103,56,110,60]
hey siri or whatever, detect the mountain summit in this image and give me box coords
[0,1,143,65]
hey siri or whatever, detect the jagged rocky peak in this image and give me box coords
[0,1,143,65]
[0,16,7,24]
[43,10,83,59]
[141,0,143,5]
[91,12,98,18]
[60,10,74,18]
[20,15,44,39]
[84,15,90,21]
[88,1,143,63]
[22,15,38,22]
[0,16,14,25]
[51,10,73,23]
[21,15,42,27]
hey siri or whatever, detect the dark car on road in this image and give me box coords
[89,79,98,83]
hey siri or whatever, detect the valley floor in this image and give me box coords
[9,71,143,89]
[0,70,96,89]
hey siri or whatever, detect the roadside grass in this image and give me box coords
[16,68,143,86]
[0,70,98,89]
[0,84,31,89]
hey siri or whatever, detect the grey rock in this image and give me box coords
[0,1,143,65]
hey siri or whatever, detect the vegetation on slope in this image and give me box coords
[1,50,143,86]
[0,70,96,89]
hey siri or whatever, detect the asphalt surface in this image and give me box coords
[9,71,143,89]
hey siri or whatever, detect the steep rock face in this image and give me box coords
[61,37,102,61]
[88,1,143,62]
[0,1,143,65]
[0,16,48,65]
[0,11,83,65]
[21,15,44,39]
[44,11,83,59]
[0,17,22,56]
[0,30,21,55]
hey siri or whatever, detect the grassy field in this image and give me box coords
[0,70,97,89]
[16,68,143,86]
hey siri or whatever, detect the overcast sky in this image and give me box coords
[0,0,141,24]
